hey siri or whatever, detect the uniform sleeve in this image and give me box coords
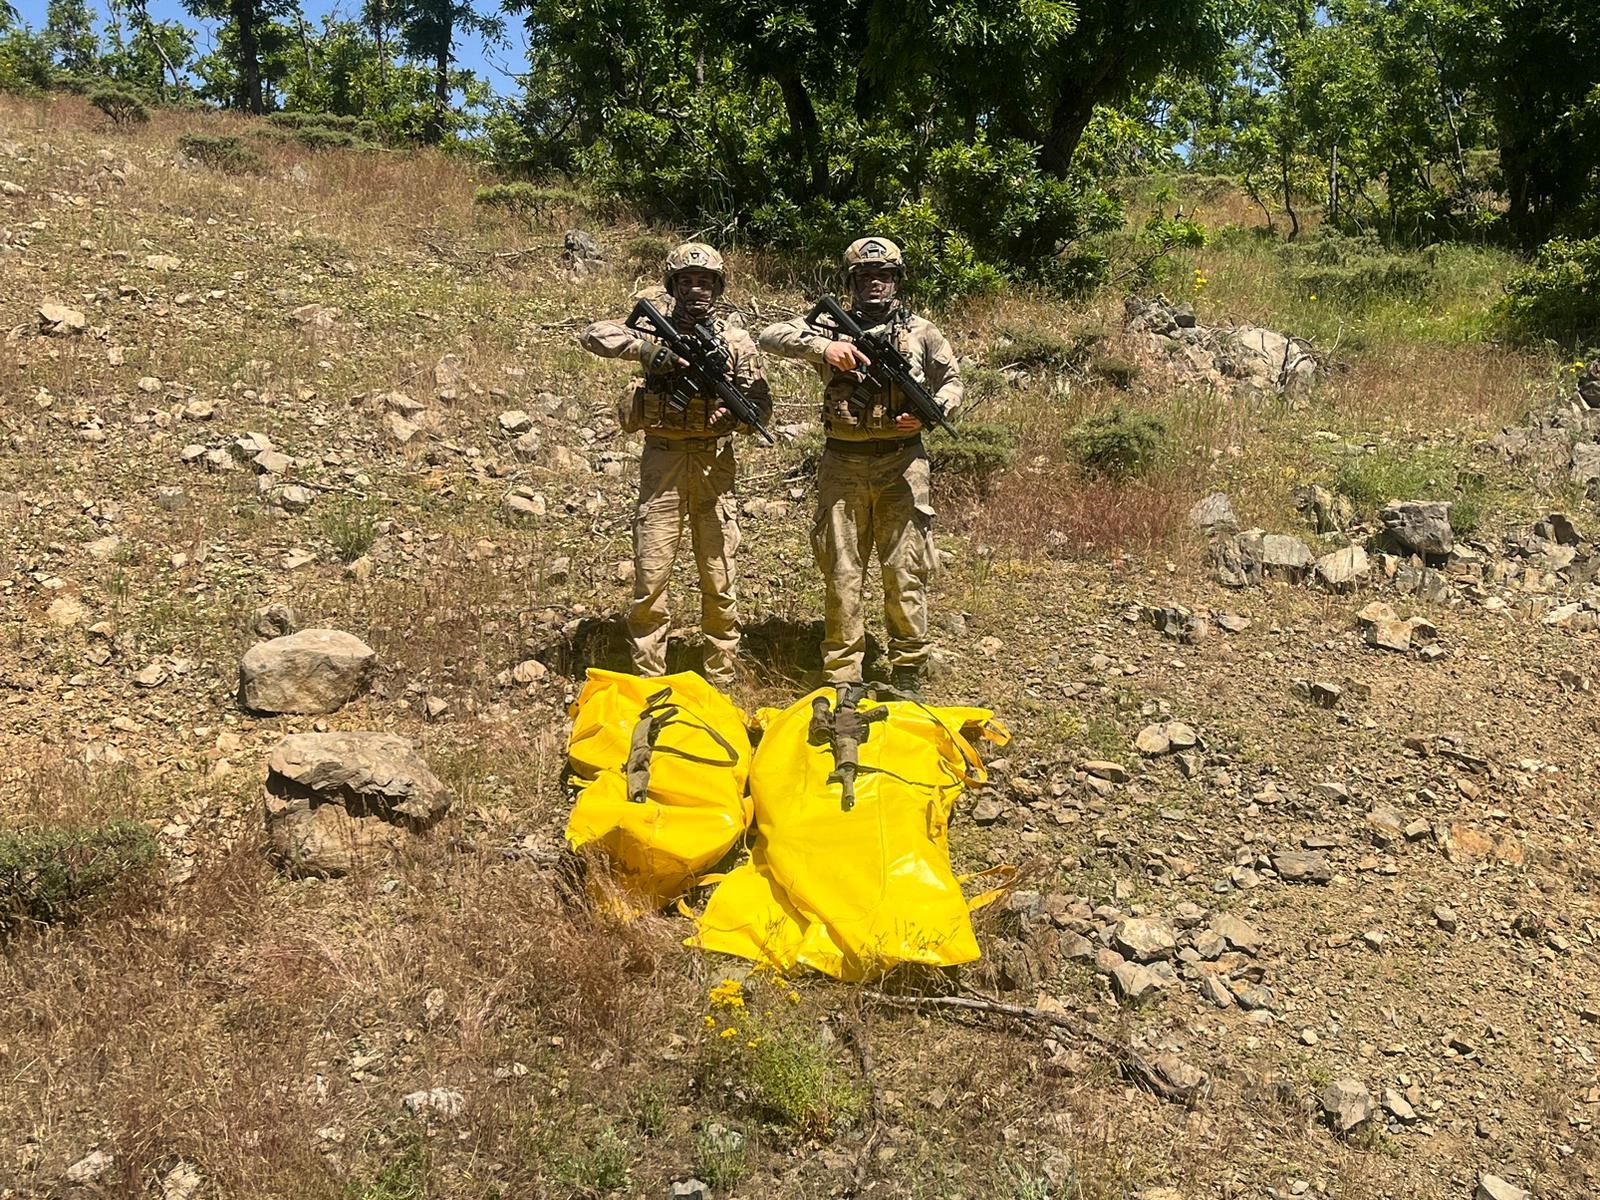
[921,323,963,416]
[578,319,656,365]
[727,330,774,427]
[758,318,833,367]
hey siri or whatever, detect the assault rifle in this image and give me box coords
[623,298,775,445]
[803,294,958,437]
[808,685,888,812]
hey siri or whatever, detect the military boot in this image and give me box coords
[887,664,923,700]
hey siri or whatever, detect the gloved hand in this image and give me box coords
[639,340,686,372]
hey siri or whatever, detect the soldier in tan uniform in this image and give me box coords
[759,237,961,694]
[578,243,771,688]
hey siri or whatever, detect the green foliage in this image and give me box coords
[1285,232,1438,306]
[351,1129,428,1200]
[929,422,1018,493]
[694,1123,748,1191]
[1333,446,1487,532]
[984,322,1095,371]
[177,133,264,174]
[556,1125,633,1192]
[472,183,584,221]
[1064,405,1167,479]
[745,1025,864,1138]
[319,501,380,563]
[0,818,158,937]
[0,27,52,94]
[44,0,95,73]
[292,126,363,151]
[1499,236,1600,345]
[621,234,674,276]
[89,84,150,126]
[269,109,362,131]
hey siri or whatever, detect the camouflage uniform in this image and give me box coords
[578,243,771,686]
[759,238,962,683]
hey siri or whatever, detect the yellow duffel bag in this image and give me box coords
[689,687,1009,980]
[565,669,753,907]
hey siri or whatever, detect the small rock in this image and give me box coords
[1434,904,1458,933]
[1198,974,1235,1008]
[671,1181,712,1200]
[1136,724,1171,756]
[1261,533,1315,579]
[400,1087,465,1120]
[1110,962,1167,1005]
[253,603,296,638]
[1189,492,1238,533]
[1321,1078,1376,1135]
[267,732,451,877]
[66,1148,115,1183]
[1081,760,1128,784]
[1315,545,1369,591]
[1382,1088,1417,1123]
[498,409,532,434]
[1112,918,1177,963]
[972,796,1006,826]
[1271,850,1332,884]
[509,659,547,685]
[278,484,315,512]
[503,487,547,520]
[1210,913,1263,955]
[136,375,163,394]
[38,303,87,336]
[383,411,422,444]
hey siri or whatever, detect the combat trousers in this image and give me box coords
[629,436,741,685]
[812,438,936,682]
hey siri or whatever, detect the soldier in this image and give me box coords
[578,243,772,688]
[759,237,961,695]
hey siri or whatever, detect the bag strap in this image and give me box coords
[626,688,742,804]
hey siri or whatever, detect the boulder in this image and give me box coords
[1112,918,1177,963]
[1294,483,1354,533]
[1211,529,1264,588]
[265,731,450,876]
[1260,533,1314,580]
[1189,492,1237,534]
[1380,500,1454,556]
[1315,545,1369,591]
[1476,1175,1530,1200]
[239,628,376,714]
[1573,443,1600,498]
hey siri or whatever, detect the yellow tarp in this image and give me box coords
[565,669,753,907]
[689,688,1009,980]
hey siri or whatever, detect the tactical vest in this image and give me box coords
[620,316,735,436]
[821,310,919,435]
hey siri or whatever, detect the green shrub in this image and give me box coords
[1499,236,1600,345]
[0,819,158,937]
[177,133,264,175]
[293,126,361,151]
[1064,405,1167,479]
[557,1125,633,1192]
[89,85,150,127]
[930,421,1017,493]
[0,28,52,94]
[319,501,380,563]
[1333,446,1488,532]
[622,234,674,276]
[1089,353,1140,389]
[473,183,585,221]
[746,1026,865,1138]
[984,321,1096,371]
[268,110,361,132]
[1284,232,1437,305]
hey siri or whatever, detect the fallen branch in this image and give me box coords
[861,989,1208,1106]
[838,1013,884,1197]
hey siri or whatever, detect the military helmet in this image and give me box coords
[842,236,904,275]
[664,241,726,291]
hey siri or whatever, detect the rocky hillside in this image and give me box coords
[2,95,1598,1200]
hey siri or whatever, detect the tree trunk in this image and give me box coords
[777,71,828,198]
[1039,81,1093,179]
[428,12,452,144]
[233,0,262,114]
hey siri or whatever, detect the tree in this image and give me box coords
[100,0,192,95]
[184,0,294,113]
[394,0,502,142]
[45,0,97,74]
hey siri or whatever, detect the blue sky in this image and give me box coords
[12,0,527,96]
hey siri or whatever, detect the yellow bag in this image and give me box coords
[689,688,1009,980]
[565,669,753,907]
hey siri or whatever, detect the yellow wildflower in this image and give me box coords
[786,990,801,1005]
[720,1027,738,1039]
[703,1015,717,1029]
[709,979,746,1010]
